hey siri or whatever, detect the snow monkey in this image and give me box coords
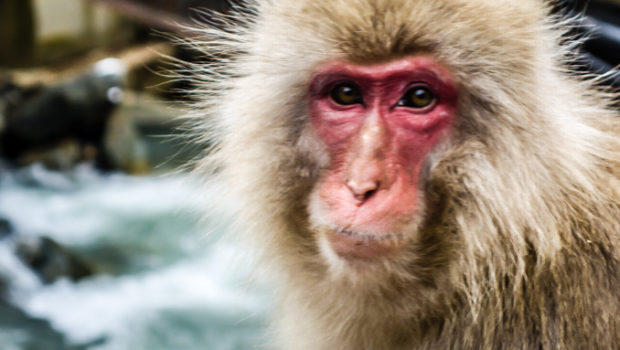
[188,0,620,348]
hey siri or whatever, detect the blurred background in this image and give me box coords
[0,0,617,349]
[0,1,270,349]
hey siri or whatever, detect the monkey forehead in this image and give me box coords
[260,0,544,84]
[309,56,456,88]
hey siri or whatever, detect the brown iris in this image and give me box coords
[330,82,363,105]
[398,85,435,109]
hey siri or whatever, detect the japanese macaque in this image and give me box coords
[189,0,620,349]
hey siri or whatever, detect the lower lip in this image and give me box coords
[326,229,404,259]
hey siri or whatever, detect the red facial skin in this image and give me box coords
[308,57,458,260]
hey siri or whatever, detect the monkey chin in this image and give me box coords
[310,204,425,280]
[313,226,422,284]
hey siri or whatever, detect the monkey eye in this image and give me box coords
[397,85,436,109]
[330,82,363,106]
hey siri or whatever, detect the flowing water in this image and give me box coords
[0,164,271,350]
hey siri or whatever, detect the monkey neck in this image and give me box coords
[277,244,619,349]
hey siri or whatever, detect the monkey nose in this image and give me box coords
[346,179,380,204]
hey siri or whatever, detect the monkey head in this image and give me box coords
[194,0,620,348]
[207,0,550,281]
[200,0,619,303]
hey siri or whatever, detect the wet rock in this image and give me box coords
[0,300,93,350]
[0,277,7,299]
[0,217,13,238]
[15,236,94,284]
[0,61,124,170]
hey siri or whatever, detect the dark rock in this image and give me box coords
[0,62,124,170]
[15,236,94,284]
[0,277,7,299]
[0,217,13,238]
[0,300,94,350]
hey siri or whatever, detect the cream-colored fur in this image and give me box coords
[186,0,620,348]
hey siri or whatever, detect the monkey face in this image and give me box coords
[306,56,458,262]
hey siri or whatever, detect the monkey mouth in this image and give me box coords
[336,227,404,242]
[325,227,405,259]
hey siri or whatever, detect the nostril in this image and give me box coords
[346,179,380,204]
[363,188,377,201]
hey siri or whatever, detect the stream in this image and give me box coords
[0,163,270,350]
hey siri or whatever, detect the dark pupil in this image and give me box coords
[331,83,361,105]
[415,89,429,102]
[402,86,434,108]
